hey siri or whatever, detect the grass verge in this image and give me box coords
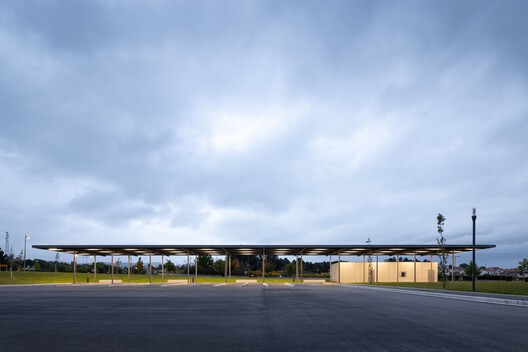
[0,271,312,285]
[364,281,528,296]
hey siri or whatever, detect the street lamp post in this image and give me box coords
[24,235,30,271]
[472,208,477,292]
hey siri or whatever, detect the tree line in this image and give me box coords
[0,249,330,277]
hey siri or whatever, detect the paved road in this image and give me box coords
[0,284,526,351]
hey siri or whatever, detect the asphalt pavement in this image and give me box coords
[0,284,526,351]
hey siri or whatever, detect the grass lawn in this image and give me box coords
[0,271,309,285]
[366,281,528,296]
[4,272,524,296]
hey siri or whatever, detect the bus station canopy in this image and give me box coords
[33,244,495,257]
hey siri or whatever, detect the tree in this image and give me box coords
[115,258,122,274]
[518,258,528,276]
[464,261,481,277]
[16,250,24,271]
[136,257,144,273]
[284,262,295,277]
[213,259,225,276]
[165,259,176,273]
[232,258,241,275]
[8,247,15,277]
[0,248,7,265]
[436,213,448,288]
[34,260,41,272]
[197,255,213,274]
[264,256,275,273]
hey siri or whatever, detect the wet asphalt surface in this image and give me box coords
[1,284,527,351]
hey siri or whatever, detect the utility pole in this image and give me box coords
[472,208,477,292]
[5,232,13,278]
[4,232,9,254]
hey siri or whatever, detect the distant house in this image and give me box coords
[481,267,503,276]
[448,266,464,277]
[502,268,520,278]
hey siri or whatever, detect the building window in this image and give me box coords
[400,272,407,278]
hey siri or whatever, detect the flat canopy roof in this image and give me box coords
[33,244,496,257]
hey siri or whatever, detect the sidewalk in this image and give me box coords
[346,284,528,308]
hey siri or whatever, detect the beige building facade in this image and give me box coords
[330,261,438,283]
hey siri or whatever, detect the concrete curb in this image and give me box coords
[0,283,71,287]
[346,284,528,308]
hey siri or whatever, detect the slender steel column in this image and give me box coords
[128,255,131,283]
[161,255,165,284]
[187,253,190,284]
[93,255,97,283]
[452,251,455,283]
[73,252,77,284]
[224,253,228,283]
[300,251,303,283]
[295,255,298,282]
[376,254,379,283]
[329,255,332,282]
[414,252,417,283]
[262,249,266,283]
[195,255,198,282]
[396,255,399,283]
[338,253,341,283]
[111,252,114,284]
[228,255,232,280]
[149,254,152,284]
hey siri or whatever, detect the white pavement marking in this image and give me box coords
[284,283,295,287]
[214,283,227,287]
[347,285,528,308]
[263,283,269,287]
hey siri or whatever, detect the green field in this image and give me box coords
[2,272,526,295]
[0,271,302,285]
[366,281,528,296]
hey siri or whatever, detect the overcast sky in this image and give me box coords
[1,1,527,267]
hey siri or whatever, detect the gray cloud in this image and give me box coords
[1,1,527,267]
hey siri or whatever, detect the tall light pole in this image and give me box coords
[24,235,30,271]
[472,208,477,292]
[366,237,373,284]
